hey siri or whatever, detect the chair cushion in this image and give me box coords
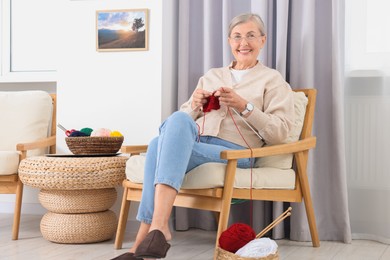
[0,91,53,157]
[126,155,295,190]
[0,151,20,176]
[255,91,308,169]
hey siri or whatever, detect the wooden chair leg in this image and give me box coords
[213,160,238,260]
[213,197,232,260]
[12,180,23,240]
[304,199,320,247]
[114,186,131,249]
[296,152,320,247]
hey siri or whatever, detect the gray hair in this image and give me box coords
[228,13,266,37]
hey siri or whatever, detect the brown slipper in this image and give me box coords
[110,252,143,260]
[134,230,171,258]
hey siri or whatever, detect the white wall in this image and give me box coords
[57,0,162,219]
[1,0,164,220]
[56,0,162,153]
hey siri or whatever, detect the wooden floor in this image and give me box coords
[1,214,390,260]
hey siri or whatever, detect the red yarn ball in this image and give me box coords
[219,223,256,253]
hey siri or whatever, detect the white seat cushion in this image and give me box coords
[0,91,53,157]
[255,91,308,169]
[0,151,20,176]
[126,155,295,190]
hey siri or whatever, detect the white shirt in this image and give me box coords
[230,68,251,84]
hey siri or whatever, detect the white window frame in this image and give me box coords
[345,0,390,75]
[0,0,56,82]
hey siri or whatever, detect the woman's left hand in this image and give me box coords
[215,87,247,113]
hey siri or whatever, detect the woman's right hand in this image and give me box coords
[191,89,212,110]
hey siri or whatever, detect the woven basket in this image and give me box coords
[65,136,124,155]
[215,247,279,260]
[39,188,117,214]
[40,210,117,244]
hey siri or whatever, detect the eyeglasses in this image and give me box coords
[230,35,262,43]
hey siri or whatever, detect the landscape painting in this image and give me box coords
[96,9,148,51]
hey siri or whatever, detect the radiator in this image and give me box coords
[345,96,390,189]
[345,95,390,243]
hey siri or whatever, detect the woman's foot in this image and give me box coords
[149,226,172,241]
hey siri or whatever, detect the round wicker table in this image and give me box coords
[19,155,128,244]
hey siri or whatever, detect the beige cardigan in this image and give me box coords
[180,62,295,148]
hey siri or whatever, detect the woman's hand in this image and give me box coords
[215,87,247,113]
[191,89,213,110]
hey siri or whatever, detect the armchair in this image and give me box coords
[114,89,319,251]
[0,91,56,240]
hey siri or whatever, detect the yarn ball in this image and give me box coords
[80,127,93,136]
[69,130,88,137]
[203,93,220,112]
[110,130,123,137]
[236,237,278,258]
[219,223,256,253]
[91,128,111,137]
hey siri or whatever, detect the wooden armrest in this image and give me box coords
[0,175,18,182]
[16,136,56,152]
[119,136,316,159]
[121,145,148,154]
[220,136,316,160]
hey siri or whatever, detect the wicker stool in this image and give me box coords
[19,156,128,244]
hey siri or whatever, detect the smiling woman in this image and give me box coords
[111,12,295,260]
[96,9,149,52]
[228,14,266,70]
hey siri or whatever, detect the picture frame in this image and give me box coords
[96,9,149,52]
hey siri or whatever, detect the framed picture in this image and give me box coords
[96,9,148,51]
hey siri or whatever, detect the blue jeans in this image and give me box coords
[136,111,253,224]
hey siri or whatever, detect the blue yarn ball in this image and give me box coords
[69,131,88,137]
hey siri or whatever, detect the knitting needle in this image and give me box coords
[256,207,291,238]
[231,108,265,142]
[256,207,292,239]
[57,124,67,133]
[57,124,75,136]
[256,212,291,239]
[260,207,292,234]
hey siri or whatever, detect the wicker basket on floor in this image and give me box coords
[39,188,117,214]
[40,210,117,244]
[215,246,279,260]
[65,136,124,155]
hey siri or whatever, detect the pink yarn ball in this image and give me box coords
[91,128,111,137]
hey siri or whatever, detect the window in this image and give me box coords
[345,0,390,74]
[1,0,57,82]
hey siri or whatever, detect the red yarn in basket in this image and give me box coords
[219,223,256,253]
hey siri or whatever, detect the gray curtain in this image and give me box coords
[166,0,351,243]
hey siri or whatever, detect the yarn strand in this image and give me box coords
[227,108,254,227]
[198,94,256,226]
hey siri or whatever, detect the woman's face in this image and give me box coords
[228,21,266,67]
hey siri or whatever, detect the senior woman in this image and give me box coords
[112,13,294,260]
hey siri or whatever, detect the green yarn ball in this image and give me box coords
[80,127,93,136]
